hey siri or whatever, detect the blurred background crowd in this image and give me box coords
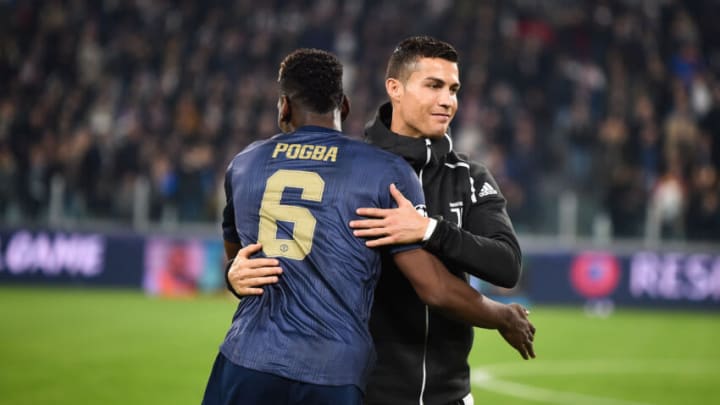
[1,0,719,241]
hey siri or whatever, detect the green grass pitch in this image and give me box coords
[1,286,718,404]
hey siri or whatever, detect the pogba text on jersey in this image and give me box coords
[271,142,338,162]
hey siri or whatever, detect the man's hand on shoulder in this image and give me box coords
[227,243,283,296]
[350,184,431,247]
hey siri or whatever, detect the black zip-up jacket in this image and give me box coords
[364,103,522,405]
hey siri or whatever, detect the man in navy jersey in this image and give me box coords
[203,48,535,405]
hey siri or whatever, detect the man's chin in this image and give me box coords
[425,129,447,138]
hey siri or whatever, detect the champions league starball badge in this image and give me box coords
[570,252,621,317]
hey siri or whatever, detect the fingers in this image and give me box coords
[232,244,281,274]
[233,258,282,269]
[389,183,411,207]
[231,280,278,296]
[228,271,281,296]
[526,341,536,359]
[524,317,536,358]
[515,342,529,360]
[364,236,396,248]
[514,334,535,360]
[232,275,280,288]
[350,218,397,246]
[228,245,284,297]
[528,320,536,340]
[352,227,388,238]
[237,242,263,259]
[352,228,400,246]
[524,312,536,358]
[503,304,537,360]
[349,218,386,230]
[353,183,413,219]
[354,207,389,219]
[230,265,283,278]
[240,287,265,296]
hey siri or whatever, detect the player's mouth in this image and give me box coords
[431,113,451,122]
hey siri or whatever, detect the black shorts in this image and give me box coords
[201,353,363,405]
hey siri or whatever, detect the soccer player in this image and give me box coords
[204,48,535,405]
[349,36,527,405]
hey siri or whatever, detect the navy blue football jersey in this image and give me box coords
[220,126,426,390]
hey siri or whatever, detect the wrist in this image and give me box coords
[225,258,235,274]
[422,218,438,242]
[492,300,513,331]
[224,258,242,299]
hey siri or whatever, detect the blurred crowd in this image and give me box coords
[1,0,719,241]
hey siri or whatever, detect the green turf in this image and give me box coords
[469,306,720,404]
[0,287,234,405]
[1,287,718,404]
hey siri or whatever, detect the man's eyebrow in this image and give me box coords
[423,76,445,83]
[423,76,461,89]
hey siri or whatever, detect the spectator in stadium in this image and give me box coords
[348,35,523,405]
[207,48,535,405]
[2,0,719,240]
[685,164,720,241]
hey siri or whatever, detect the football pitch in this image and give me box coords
[1,287,718,405]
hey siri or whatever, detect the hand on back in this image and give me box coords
[227,243,283,296]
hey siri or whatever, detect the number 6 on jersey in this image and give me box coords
[258,169,325,260]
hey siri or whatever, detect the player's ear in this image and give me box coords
[340,94,350,122]
[277,95,292,132]
[386,78,403,102]
[280,94,292,119]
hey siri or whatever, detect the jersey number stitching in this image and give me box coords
[258,169,325,260]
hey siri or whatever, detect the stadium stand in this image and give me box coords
[1,0,718,241]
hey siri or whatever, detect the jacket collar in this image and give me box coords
[364,102,452,172]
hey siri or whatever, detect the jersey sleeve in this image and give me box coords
[385,157,426,256]
[221,162,241,244]
[423,162,521,288]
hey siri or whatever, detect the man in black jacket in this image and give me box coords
[348,36,527,405]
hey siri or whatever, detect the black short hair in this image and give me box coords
[278,48,344,114]
[386,36,458,81]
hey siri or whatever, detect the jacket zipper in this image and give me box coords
[417,138,432,405]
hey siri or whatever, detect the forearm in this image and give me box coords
[224,241,241,260]
[426,256,510,330]
[424,212,521,288]
[396,249,511,330]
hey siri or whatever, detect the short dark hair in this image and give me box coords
[278,48,344,114]
[386,36,458,81]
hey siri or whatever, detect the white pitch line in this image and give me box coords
[470,359,719,405]
[474,358,718,377]
[472,373,655,405]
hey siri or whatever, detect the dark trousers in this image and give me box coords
[202,353,363,405]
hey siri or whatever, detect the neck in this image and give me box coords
[288,109,342,133]
[388,103,422,138]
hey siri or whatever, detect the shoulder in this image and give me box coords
[346,140,418,189]
[449,152,505,202]
[346,137,409,167]
[242,135,283,156]
[227,136,281,169]
[452,152,495,181]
